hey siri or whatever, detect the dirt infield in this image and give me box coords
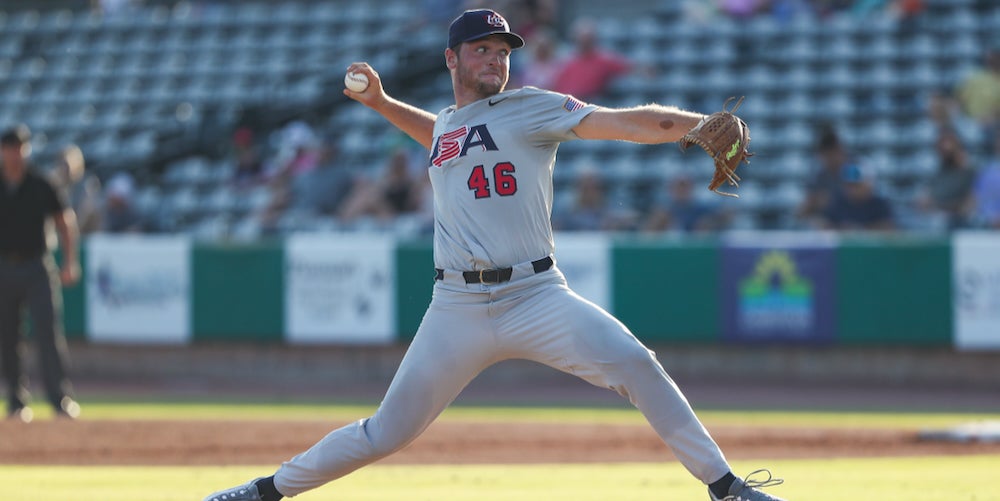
[7,347,1000,467]
[4,419,1000,466]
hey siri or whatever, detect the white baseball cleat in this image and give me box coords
[708,469,786,501]
[203,478,263,501]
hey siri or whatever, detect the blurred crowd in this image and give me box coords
[43,136,147,237]
[234,120,432,237]
[685,0,927,23]
[5,0,999,238]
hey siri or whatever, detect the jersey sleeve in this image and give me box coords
[517,87,598,143]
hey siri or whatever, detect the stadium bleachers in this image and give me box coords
[1,1,997,238]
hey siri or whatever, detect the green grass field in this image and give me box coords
[7,399,1000,501]
[8,456,1000,501]
[26,397,1000,430]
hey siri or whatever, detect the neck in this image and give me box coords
[454,88,490,109]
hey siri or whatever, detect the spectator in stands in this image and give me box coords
[914,128,976,230]
[641,174,726,234]
[768,0,818,22]
[271,121,322,179]
[708,0,863,21]
[338,149,424,227]
[797,124,857,229]
[552,169,635,232]
[550,17,631,103]
[717,0,760,19]
[230,127,264,188]
[101,172,144,233]
[511,28,563,90]
[290,142,354,217]
[955,45,1000,154]
[258,122,323,233]
[888,0,926,23]
[507,0,559,42]
[48,144,102,236]
[822,163,895,231]
[552,169,609,231]
[973,128,1000,229]
[812,0,857,18]
[928,88,964,131]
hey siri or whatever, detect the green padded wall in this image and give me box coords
[58,245,86,339]
[836,236,951,345]
[613,239,719,342]
[395,238,435,341]
[191,242,284,342]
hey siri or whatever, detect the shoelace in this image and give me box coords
[726,469,784,500]
[742,469,784,490]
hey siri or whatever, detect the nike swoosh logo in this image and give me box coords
[488,97,509,106]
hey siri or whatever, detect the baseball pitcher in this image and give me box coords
[205,9,779,501]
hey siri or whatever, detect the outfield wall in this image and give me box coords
[59,232,1000,351]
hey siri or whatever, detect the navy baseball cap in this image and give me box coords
[448,9,525,50]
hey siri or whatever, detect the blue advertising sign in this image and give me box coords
[722,242,836,344]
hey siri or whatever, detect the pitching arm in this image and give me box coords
[344,62,437,150]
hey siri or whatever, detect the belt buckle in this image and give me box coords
[479,269,499,285]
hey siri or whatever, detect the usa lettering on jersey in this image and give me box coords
[430,124,499,167]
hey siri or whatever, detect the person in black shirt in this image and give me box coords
[0,124,81,422]
[822,163,895,232]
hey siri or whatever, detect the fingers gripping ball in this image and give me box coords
[344,72,370,93]
[679,96,753,198]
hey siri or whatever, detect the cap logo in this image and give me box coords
[485,14,506,28]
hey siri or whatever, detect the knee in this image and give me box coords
[362,415,421,458]
[604,342,666,386]
[367,436,404,458]
[616,342,661,371]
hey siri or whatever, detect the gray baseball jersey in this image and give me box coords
[428,86,595,271]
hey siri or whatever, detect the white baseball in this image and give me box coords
[344,71,369,93]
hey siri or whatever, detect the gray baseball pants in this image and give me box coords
[274,263,730,497]
[0,256,74,411]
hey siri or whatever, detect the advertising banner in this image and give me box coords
[953,232,1000,350]
[285,234,395,344]
[721,233,837,344]
[86,235,191,344]
[554,232,612,312]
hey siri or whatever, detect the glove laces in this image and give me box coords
[722,95,745,114]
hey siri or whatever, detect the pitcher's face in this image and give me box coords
[450,36,511,98]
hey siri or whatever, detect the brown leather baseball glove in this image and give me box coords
[679,96,752,198]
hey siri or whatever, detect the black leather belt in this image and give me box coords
[435,256,554,284]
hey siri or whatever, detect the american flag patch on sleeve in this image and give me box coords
[563,96,586,112]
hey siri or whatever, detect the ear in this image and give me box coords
[445,47,458,69]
